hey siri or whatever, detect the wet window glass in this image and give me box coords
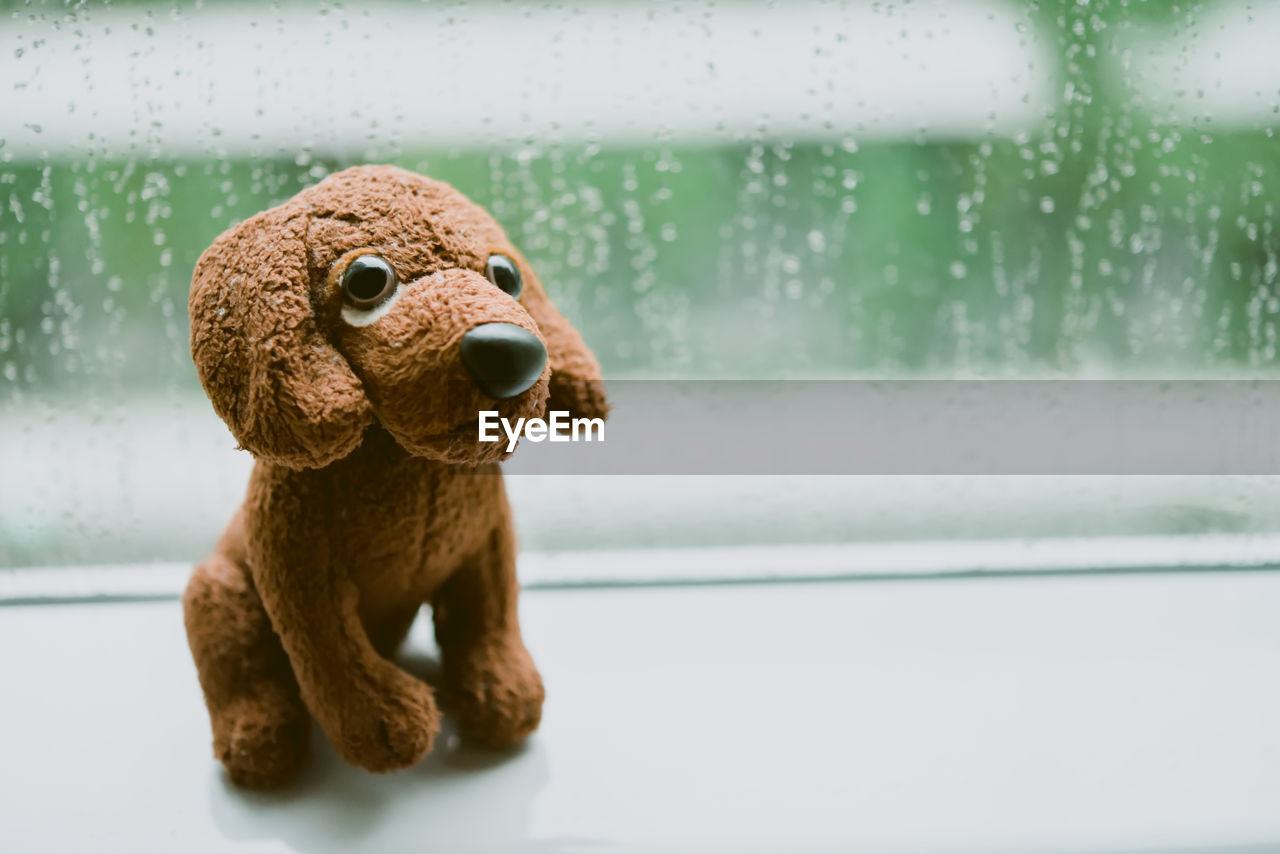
[3,1,1279,569]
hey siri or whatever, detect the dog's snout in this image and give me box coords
[460,323,547,400]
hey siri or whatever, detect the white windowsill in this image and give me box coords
[8,532,1280,605]
[3,551,1280,852]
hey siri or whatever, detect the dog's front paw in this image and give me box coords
[214,696,310,790]
[331,667,441,772]
[445,640,545,748]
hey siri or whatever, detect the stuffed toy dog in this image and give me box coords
[182,165,607,788]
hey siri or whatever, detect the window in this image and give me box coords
[3,1,1280,578]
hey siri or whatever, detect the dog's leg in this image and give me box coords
[250,549,441,773]
[183,551,310,789]
[432,504,545,748]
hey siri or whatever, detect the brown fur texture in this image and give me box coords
[183,165,607,788]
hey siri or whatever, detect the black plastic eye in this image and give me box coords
[485,254,523,299]
[341,255,398,309]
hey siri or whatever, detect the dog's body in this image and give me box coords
[182,166,607,788]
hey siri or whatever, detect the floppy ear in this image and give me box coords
[189,205,373,468]
[517,261,610,421]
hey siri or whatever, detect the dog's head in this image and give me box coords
[189,165,608,468]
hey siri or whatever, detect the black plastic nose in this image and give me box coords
[460,323,547,400]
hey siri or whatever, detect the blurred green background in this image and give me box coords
[3,0,1277,408]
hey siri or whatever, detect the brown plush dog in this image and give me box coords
[182,165,607,788]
